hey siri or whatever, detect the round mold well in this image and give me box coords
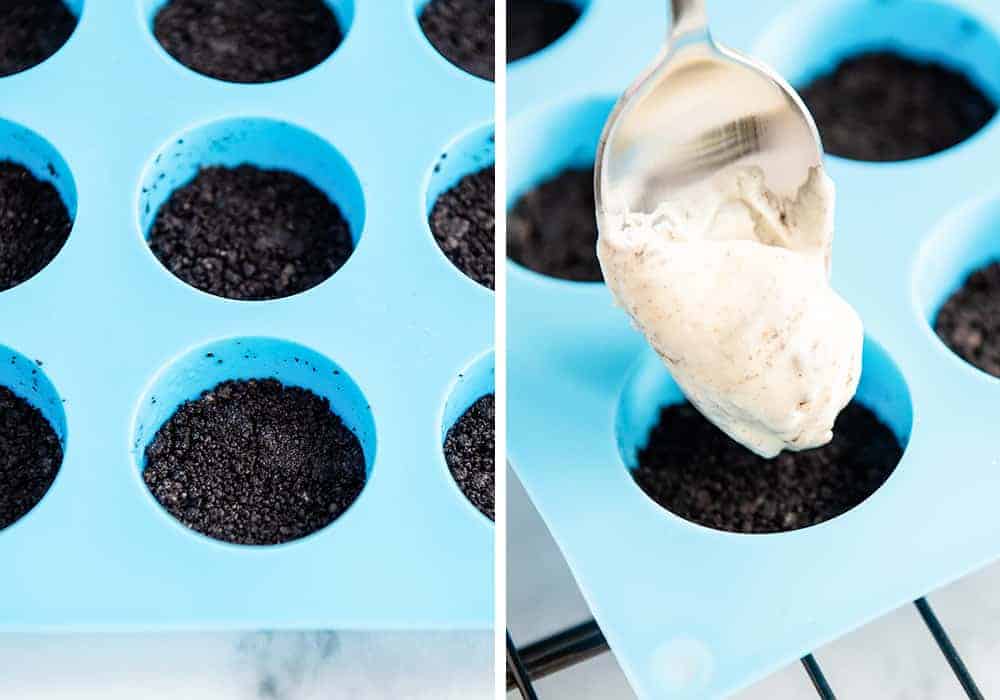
[412,0,494,81]
[0,117,77,293]
[140,0,355,83]
[753,0,1000,160]
[506,94,615,284]
[132,337,377,546]
[507,0,590,65]
[0,344,67,532]
[0,0,84,79]
[439,349,495,523]
[424,121,495,290]
[914,191,1000,381]
[615,335,913,534]
[136,116,365,300]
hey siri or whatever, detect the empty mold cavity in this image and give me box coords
[0,117,77,293]
[137,117,364,300]
[507,0,586,64]
[754,0,1000,161]
[915,194,1000,379]
[0,344,67,531]
[425,122,495,289]
[440,350,495,522]
[132,337,376,545]
[616,336,912,533]
[415,0,494,81]
[507,95,613,282]
[143,0,353,83]
[0,0,82,78]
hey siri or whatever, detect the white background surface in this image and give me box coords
[0,630,493,699]
[508,466,999,699]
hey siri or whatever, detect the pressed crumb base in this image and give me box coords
[153,0,342,83]
[148,165,354,301]
[800,51,997,162]
[508,166,602,282]
[143,378,366,546]
[0,0,76,78]
[632,401,902,534]
[0,161,73,293]
[419,0,495,81]
[444,394,495,521]
[935,260,1000,378]
[507,0,581,63]
[0,386,63,530]
[430,166,496,289]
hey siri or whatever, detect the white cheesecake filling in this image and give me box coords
[598,166,863,458]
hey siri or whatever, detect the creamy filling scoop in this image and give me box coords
[598,166,863,458]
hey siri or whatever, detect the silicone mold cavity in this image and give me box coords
[0,347,67,450]
[616,336,913,531]
[141,0,355,82]
[426,123,494,220]
[133,337,375,472]
[506,94,614,283]
[754,0,1000,156]
[440,348,495,522]
[132,336,376,544]
[0,1,84,79]
[0,117,77,291]
[915,190,1000,379]
[137,116,365,297]
[507,0,591,65]
[441,350,494,444]
[0,344,67,531]
[424,121,494,285]
[0,118,77,222]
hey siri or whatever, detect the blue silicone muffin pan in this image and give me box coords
[508,0,1000,696]
[0,0,493,630]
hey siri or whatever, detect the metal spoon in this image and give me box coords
[595,0,823,219]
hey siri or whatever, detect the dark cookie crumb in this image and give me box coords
[800,51,997,162]
[0,161,73,292]
[632,401,902,534]
[934,260,1000,378]
[419,0,494,81]
[0,0,77,78]
[143,378,366,545]
[0,386,63,530]
[508,166,601,282]
[153,0,342,83]
[430,166,495,289]
[444,394,494,520]
[148,165,354,301]
[507,0,580,63]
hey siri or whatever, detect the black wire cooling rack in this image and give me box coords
[506,597,984,698]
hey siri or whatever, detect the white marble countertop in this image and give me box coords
[508,465,999,699]
[0,630,493,699]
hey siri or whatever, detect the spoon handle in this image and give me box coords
[670,0,709,41]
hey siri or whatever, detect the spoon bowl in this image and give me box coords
[596,0,823,219]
